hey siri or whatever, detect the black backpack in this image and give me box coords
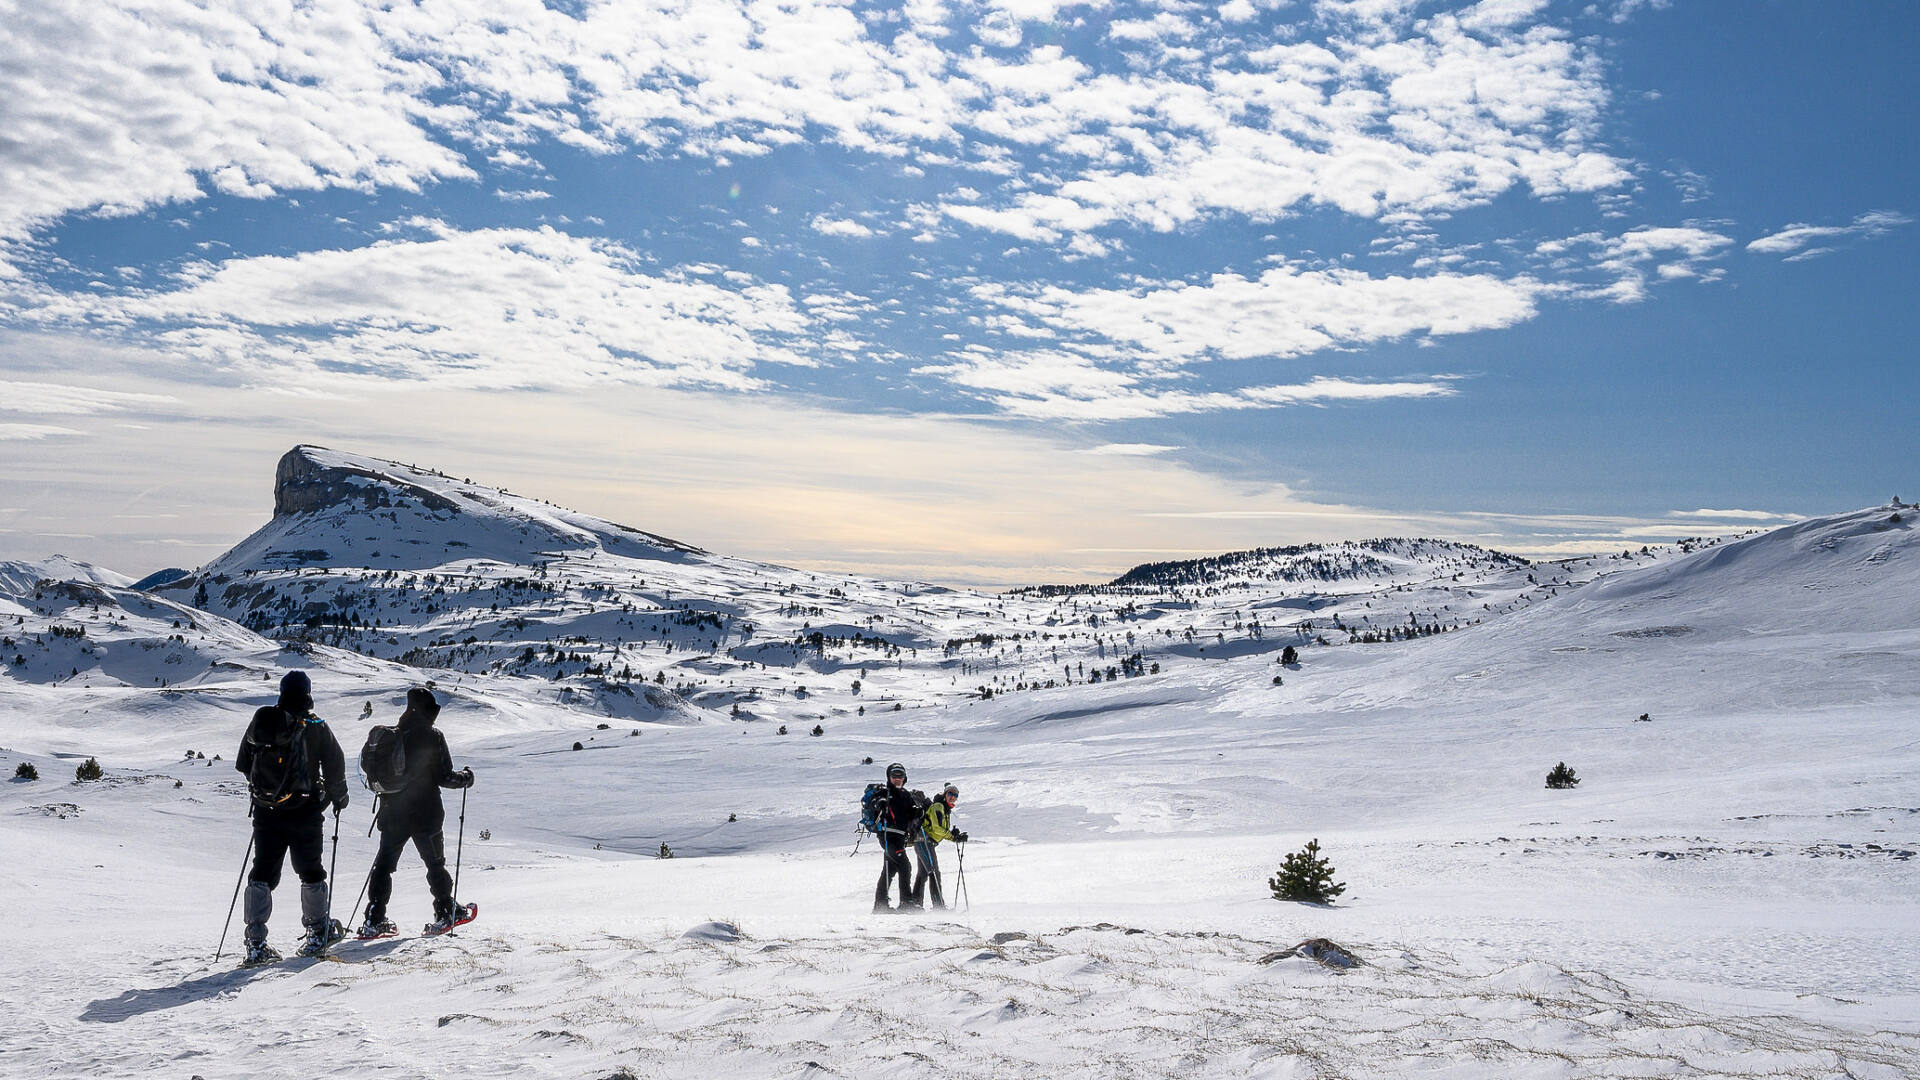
[247,710,313,808]
[360,725,409,794]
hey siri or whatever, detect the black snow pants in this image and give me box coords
[245,808,328,944]
[875,834,913,909]
[250,808,327,888]
[911,839,944,908]
[366,826,453,921]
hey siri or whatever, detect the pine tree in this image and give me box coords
[1269,838,1346,903]
[657,842,675,859]
[14,761,38,781]
[75,757,103,782]
[1545,762,1580,789]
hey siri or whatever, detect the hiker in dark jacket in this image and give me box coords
[358,687,474,937]
[913,784,965,910]
[873,762,922,913]
[234,670,348,963]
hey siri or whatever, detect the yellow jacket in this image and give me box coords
[921,800,953,844]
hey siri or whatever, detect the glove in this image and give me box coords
[458,767,475,789]
[332,791,350,814]
[953,830,969,843]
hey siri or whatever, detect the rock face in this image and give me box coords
[274,445,459,517]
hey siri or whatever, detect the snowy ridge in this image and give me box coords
[1103,537,1529,592]
[0,555,133,599]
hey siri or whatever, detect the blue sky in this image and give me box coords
[1,0,1914,584]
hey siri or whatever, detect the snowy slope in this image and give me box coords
[2,454,1916,1079]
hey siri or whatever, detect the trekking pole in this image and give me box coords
[325,808,341,932]
[214,833,255,963]
[451,785,468,903]
[366,793,380,837]
[954,841,969,913]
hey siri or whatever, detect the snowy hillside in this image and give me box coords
[2,452,1916,1079]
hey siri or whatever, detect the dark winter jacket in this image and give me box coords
[374,709,469,832]
[877,782,922,840]
[235,706,346,816]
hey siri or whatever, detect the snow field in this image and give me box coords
[4,452,1918,1077]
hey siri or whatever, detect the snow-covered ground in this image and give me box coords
[2,449,1916,1078]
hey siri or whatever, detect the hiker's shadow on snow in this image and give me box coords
[81,942,407,1023]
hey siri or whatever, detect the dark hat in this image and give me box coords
[278,670,314,716]
[406,687,441,719]
[886,762,907,780]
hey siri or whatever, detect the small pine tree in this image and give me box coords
[14,761,38,781]
[1270,838,1346,903]
[657,842,675,859]
[777,725,788,735]
[810,724,824,736]
[75,757,103,782]
[1280,645,1299,665]
[1545,762,1580,789]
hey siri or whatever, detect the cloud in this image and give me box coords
[0,423,85,441]
[1084,442,1182,456]
[934,5,1625,241]
[0,381,182,416]
[1665,508,1802,522]
[978,263,1541,362]
[494,189,553,201]
[0,0,470,244]
[809,215,877,238]
[1534,224,1733,302]
[1746,210,1912,258]
[918,348,1460,419]
[17,223,824,393]
[4,0,1626,259]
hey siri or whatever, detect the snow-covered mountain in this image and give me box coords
[129,445,1710,725]
[4,450,1916,1080]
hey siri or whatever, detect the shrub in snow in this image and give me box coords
[777,725,788,735]
[478,829,491,841]
[862,756,874,765]
[14,761,38,781]
[1280,646,1299,665]
[657,842,675,859]
[1270,838,1346,904]
[75,757,103,782]
[1636,713,1651,722]
[1272,675,1285,686]
[1546,762,1580,789]
[810,724,824,736]
[571,741,584,751]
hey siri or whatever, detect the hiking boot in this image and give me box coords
[241,941,281,967]
[356,917,398,940]
[872,902,894,914]
[424,902,477,936]
[297,918,345,958]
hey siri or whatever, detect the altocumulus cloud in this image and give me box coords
[17,224,822,392]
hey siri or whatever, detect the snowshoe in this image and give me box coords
[240,941,282,968]
[356,917,399,940]
[296,918,347,958]
[423,902,477,937]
